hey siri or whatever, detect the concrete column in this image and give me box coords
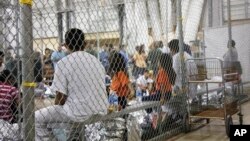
[160,0,168,44]
[148,0,162,41]
[125,0,136,54]
[135,0,148,50]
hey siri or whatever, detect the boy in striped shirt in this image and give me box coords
[0,70,19,123]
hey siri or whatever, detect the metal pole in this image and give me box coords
[208,0,213,27]
[176,0,186,90]
[20,1,35,140]
[118,4,125,47]
[227,0,233,54]
[65,0,71,31]
[56,0,63,45]
[14,0,22,139]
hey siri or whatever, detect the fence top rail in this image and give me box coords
[46,81,250,126]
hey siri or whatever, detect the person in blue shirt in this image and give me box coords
[119,45,129,69]
[51,46,67,69]
[99,44,110,73]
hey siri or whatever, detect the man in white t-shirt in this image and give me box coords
[169,39,198,99]
[35,28,109,141]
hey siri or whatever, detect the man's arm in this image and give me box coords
[55,91,67,105]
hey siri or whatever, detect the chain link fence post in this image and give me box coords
[176,0,186,91]
[56,0,63,45]
[20,0,35,140]
[227,0,233,56]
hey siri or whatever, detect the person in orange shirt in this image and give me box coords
[156,53,176,101]
[142,53,176,102]
[109,51,134,110]
[133,45,147,79]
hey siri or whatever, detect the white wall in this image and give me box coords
[204,24,250,82]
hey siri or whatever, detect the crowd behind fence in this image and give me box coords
[0,0,250,141]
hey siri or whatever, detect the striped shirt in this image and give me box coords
[0,83,19,122]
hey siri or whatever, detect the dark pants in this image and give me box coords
[118,96,127,109]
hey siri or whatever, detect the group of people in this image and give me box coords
[0,26,240,140]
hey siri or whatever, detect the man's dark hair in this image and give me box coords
[168,39,179,53]
[0,51,4,57]
[65,28,85,51]
[228,40,236,47]
[109,51,127,77]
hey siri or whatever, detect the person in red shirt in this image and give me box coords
[156,54,176,101]
[0,70,19,123]
[142,53,176,102]
[109,51,134,110]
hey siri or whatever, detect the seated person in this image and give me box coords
[0,70,19,124]
[35,29,109,141]
[142,54,176,102]
[109,51,134,111]
[136,70,150,97]
[147,70,155,95]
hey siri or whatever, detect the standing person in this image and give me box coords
[35,28,109,141]
[133,44,147,79]
[223,40,241,81]
[169,39,198,100]
[0,51,5,72]
[99,44,110,73]
[156,54,176,101]
[51,45,66,69]
[223,40,238,67]
[119,44,129,68]
[142,54,176,102]
[147,41,162,76]
[0,70,19,123]
[109,51,134,111]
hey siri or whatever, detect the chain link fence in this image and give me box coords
[0,0,250,140]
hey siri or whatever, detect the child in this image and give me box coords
[142,54,176,102]
[109,51,134,111]
[136,70,150,100]
[0,70,19,123]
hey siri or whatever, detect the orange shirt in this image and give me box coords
[110,71,129,97]
[156,68,172,93]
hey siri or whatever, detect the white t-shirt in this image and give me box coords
[51,51,109,121]
[173,52,198,99]
[136,75,148,91]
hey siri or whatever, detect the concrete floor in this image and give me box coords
[168,101,250,141]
